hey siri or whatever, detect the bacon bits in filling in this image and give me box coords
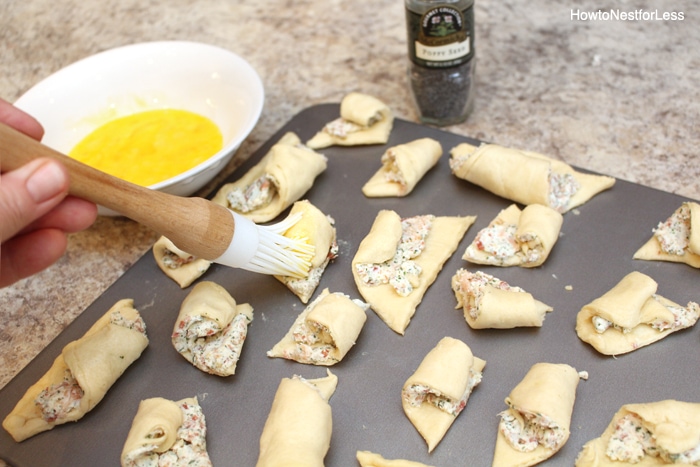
[548,172,580,213]
[606,413,700,464]
[122,400,212,467]
[654,203,692,256]
[499,409,566,452]
[172,313,251,376]
[403,369,482,417]
[225,174,278,213]
[355,215,433,296]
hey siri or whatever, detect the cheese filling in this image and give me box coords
[287,320,337,364]
[34,370,84,423]
[322,118,364,138]
[452,269,524,319]
[499,409,566,452]
[654,203,692,256]
[225,174,278,212]
[172,313,251,375]
[122,400,212,467]
[606,413,700,465]
[355,215,434,297]
[380,148,407,186]
[278,238,339,298]
[468,223,544,265]
[403,369,482,417]
[161,248,195,269]
[548,172,580,213]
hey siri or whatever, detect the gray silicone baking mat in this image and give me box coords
[1,103,699,466]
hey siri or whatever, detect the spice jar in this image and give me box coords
[405,0,476,126]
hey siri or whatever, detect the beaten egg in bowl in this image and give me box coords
[68,109,224,187]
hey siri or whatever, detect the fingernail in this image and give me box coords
[26,161,68,203]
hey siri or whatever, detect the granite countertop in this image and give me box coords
[1,0,697,392]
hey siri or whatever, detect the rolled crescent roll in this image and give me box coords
[451,269,552,329]
[362,138,442,197]
[267,288,368,365]
[493,362,587,467]
[256,370,337,467]
[212,132,328,223]
[575,271,699,356]
[121,396,212,467]
[2,299,148,442]
[575,400,700,466]
[274,200,339,304]
[352,210,476,334]
[152,235,212,288]
[172,281,254,376]
[306,92,394,149]
[402,337,486,453]
[449,142,615,213]
[463,204,563,268]
[356,451,437,467]
[634,201,700,268]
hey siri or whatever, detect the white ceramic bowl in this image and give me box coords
[14,40,264,215]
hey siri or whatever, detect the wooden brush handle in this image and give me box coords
[0,122,234,260]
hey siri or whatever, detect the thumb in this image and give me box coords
[0,158,70,242]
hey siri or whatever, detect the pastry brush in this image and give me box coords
[0,122,314,278]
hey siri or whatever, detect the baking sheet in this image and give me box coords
[1,103,699,466]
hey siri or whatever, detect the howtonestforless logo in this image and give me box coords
[571,8,685,21]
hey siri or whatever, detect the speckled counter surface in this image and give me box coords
[0,0,698,391]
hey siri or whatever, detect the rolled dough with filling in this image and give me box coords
[121,396,212,467]
[153,235,212,288]
[449,142,615,213]
[575,400,700,466]
[256,370,337,467]
[463,204,563,268]
[267,288,368,366]
[352,210,476,334]
[306,92,394,149]
[575,271,699,356]
[3,299,148,442]
[212,132,327,223]
[402,337,486,453]
[171,281,253,376]
[362,138,442,197]
[356,450,438,467]
[274,200,338,304]
[451,269,552,329]
[493,362,586,467]
[634,201,700,269]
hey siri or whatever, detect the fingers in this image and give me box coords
[0,98,44,140]
[0,228,68,288]
[22,196,98,235]
[0,158,71,242]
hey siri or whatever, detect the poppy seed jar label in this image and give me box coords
[408,5,474,68]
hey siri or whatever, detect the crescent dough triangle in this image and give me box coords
[450,142,615,213]
[352,210,476,334]
[212,132,327,223]
[402,337,485,453]
[306,93,394,149]
[634,201,700,268]
[493,363,586,467]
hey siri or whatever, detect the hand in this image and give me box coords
[0,98,97,287]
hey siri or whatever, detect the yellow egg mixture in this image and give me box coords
[69,109,223,186]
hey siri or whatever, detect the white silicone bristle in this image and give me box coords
[215,211,314,278]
